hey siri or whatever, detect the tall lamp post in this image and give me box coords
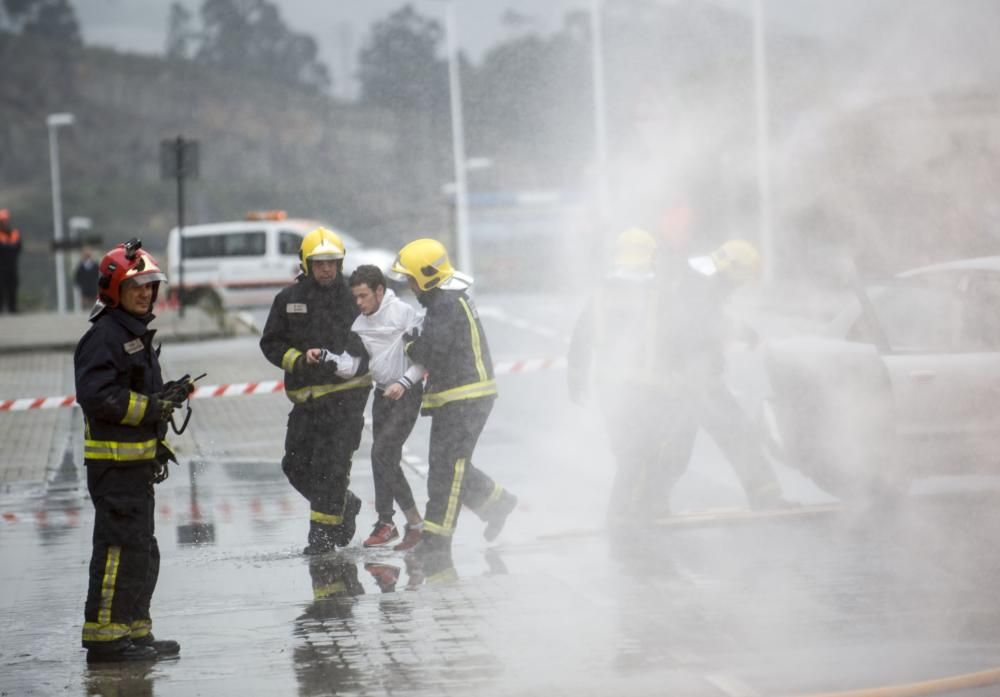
[751,0,774,280]
[589,0,611,227]
[442,1,472,278]
[47,112,75,314]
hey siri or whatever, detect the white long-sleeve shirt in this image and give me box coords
[350,289,425,390]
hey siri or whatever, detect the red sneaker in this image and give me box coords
[363,521,399,548]
[364,562,400,592]
[393,524,422,552]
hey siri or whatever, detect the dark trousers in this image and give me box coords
[423,399,499,537]
[371,383,422,520]
[0,266,17,313]
[605,374,779,515]
[82,464,159,649]
[282,389,369,520]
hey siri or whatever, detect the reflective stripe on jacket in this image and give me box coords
[405,288,497,413]
[259,273,371,402]
[74,308,165,466]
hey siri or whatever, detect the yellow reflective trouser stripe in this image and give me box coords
[422,380,497,409]
[286,374,372,403]
[486,483,503,506]
[282,348,303,373]
[83,622,131,642]
[84,438,157,461]
[314,582,347,599]
[83,546,130,642]
[121,391,149,427]
[427,567,459,584]
[423,456,465,537]
[311,509,343,526]
[458,298,489,382]
[442,457,465,532]
[422,520,453,536]
[130,619,152,639]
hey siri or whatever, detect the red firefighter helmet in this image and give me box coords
[94,239,167,316]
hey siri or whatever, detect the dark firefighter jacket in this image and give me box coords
[74,307,166,466]
[566,268,728,395]
[0,226,20,269]
[406,288,497,414]
[260,274,371,403]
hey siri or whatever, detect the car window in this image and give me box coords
[183,231,266,259]
[863,282,962,353]
[279,231,303,256]
[960,273,1000,351]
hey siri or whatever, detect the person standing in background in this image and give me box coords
[0,209,22,313]
[75,246,100,311]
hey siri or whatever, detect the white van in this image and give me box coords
[165,211,396,310]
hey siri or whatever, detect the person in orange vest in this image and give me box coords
[0,209,22,313]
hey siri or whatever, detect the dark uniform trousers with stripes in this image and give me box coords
[424,399,499,536]
[83,463,158,649]
[282,389,369,520]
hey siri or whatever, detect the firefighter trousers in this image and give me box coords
[282,390,369,522]
[82,464,159,649]
[649,373,780,510]
[423,399,500,538]
[371,383,423,520]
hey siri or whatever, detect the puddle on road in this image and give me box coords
[0,457,623,697]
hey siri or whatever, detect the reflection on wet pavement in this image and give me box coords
[5,449,1000,696]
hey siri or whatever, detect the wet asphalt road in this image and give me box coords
[3,293,1000,696]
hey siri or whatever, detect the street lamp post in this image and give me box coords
[751,0,774,280]
[47,112,75,313]
[443,1,473,279]
[589,0,611,226]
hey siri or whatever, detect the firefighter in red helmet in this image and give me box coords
[75,239,192,663]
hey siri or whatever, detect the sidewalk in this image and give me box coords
[0,306,254,354]
[0,307,256,487]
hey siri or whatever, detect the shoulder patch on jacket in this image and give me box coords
[287,303,308,314]
[123,338,144,354]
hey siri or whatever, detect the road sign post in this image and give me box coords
[160,136,199,317]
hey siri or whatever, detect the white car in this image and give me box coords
[165,212,396,311]
[762,256,1000,502]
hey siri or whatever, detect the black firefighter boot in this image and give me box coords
[331,491,362,548]
[132,633,181,658]
[85,640,157,664]
[405,531,453,574]
[484,490,518,542]
[303,519,339,556]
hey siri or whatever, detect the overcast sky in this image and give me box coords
[70,1,872,97]
[69,0,998,101]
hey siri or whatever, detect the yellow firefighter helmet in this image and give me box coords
[710,239,761,283]
[611,227,657,278]
[391,238,455,291]
[299,227,345,274]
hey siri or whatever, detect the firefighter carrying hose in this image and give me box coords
[260,227,372,555]
[390,238,517,573]
[75,239,193,663]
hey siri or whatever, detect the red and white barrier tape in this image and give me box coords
[0,495,302,528]
[0,357,567,412]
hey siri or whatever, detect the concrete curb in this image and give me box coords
[0,307,255,355]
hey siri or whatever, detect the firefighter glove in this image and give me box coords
[152,462,169,484]
[162,376,195,402]
[153,396,184,423]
